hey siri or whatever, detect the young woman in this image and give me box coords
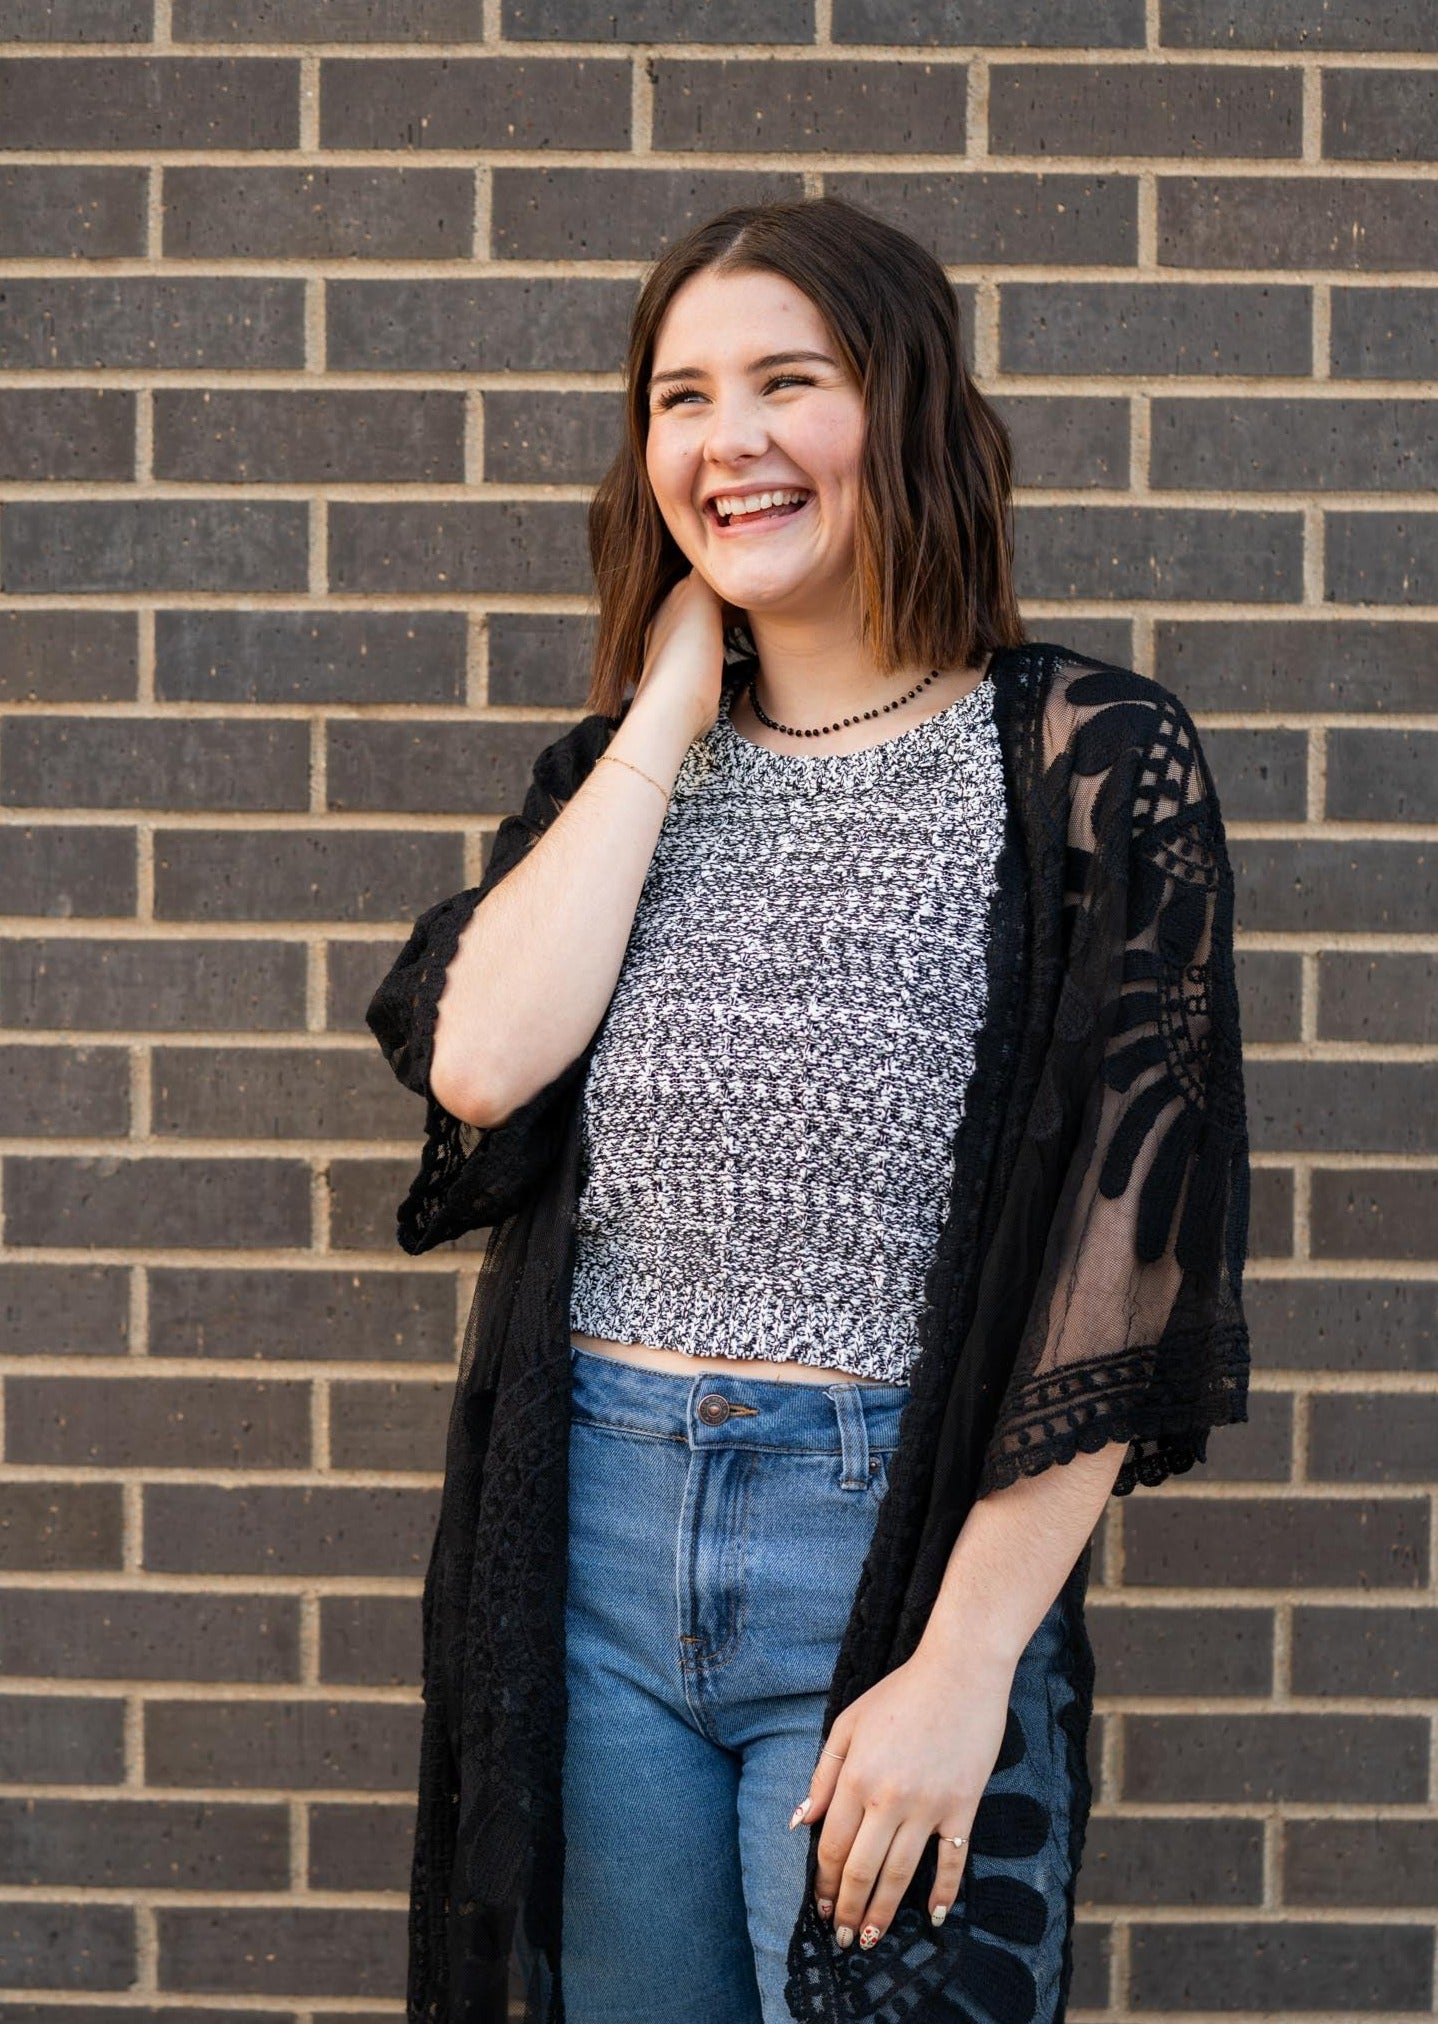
[368,196,1252,2024]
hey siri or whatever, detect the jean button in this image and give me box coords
[697,1392,731,1426]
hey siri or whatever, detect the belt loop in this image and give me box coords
[827,1384,870,1491]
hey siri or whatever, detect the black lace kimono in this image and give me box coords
[366,637,1252,2024]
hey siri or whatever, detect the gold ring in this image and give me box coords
[945,1834,967,1850]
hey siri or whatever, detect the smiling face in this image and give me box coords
[643,266,868,625]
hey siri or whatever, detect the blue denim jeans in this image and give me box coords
[560,1345,910,2024]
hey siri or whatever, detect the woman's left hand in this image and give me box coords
[792,1638,1016,1951]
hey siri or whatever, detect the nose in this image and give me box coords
[698,390,774,470]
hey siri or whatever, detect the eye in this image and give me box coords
[653,373,816,412]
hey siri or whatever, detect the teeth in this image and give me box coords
[713,488,809,520]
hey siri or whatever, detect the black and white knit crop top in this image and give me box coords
[567,670,1009,1385]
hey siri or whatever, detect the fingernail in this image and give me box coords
[859,1925,881,1951]
[816,1899,833,1920]
[788,1799,810,1831]
[931,1903,949,1927]
[835,1926,854,1950]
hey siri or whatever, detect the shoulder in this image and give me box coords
[1016,642,1212,796]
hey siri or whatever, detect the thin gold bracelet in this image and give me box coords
[595,751,671,805]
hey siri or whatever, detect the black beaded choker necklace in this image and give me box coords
[743,666,942,740]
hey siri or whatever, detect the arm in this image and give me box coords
[796,1440,1126,1949]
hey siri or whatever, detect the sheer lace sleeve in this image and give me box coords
[976,667,1252,1499]
[365,709,619,1255]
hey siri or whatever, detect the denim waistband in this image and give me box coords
[569,1343,910,1490]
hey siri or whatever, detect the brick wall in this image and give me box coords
[0,1,1434,2017]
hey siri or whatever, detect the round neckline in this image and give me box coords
[718,650,1000,767]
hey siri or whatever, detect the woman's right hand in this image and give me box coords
[632,570,731,744]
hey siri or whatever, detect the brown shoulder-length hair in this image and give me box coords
[584,193,1026,718]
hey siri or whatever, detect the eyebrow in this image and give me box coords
[645,349,837,395]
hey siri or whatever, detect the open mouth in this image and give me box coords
[705,490,813,531]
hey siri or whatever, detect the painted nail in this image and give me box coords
[858,1925,881,1951]
[931,1903,949,1927]
[816,1899,833,1921]
[788,1799,810,1831]
[835,1926,854,1950]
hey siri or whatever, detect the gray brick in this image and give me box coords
[828,173,1136,266]
[833,0,1143,44]
[0,388,133,481]
[0,278,305,370]
[157,1904,407,1998]
[1234,949,1302,1043]
[145,1698,420,1793]
[1067,1924,1110,2010]
[0,1263,130,1355]
[487,611,597,709]
[1000,395,1131,490]
[653,58,967,151]
[0,1483,123,1572]
[0,1044,129,1136]
[1246,1062,1438,1155]
[1231,841,1436,932]
[0,1905,133,1991]
[1198,726,1306,819]
[990,62,1300,157]
[1,718,309,812]
[328,1156,485,1252]
[496,169,810,263]
[1123,1494,1428,1589]
[0,609,137,704]
[0,56,298,150]
[1246,1279,1437,1375]
[0,2010,276,2024]
[325,938,406,1033]
[1086,1603,1273,1695]
[1156,617,1438,712]
[3,1156,312,1251]
[153,828,463,924]
[1284,1819,1438,1908]
[1,1,151,38]
[1077,1817,1262,1906]
[1291,1604,1438,1698]
[1129,1918,1432,2012]
[143,1484,435,1576]
[1123,1711,1428,1803]
[505,0,809,32]
[1153,395,1438,490]
[320,54,629,149]
[0,1693,124,1782]
[0,827,136,918]
[1325,67,1438,160]
[319,1595,421,1687]
[308,1800,413,1890]
[1246,1165,1293,1257]
[1,938,307,1034]
[0,165,145,256]
[155,607,466,706]
[1163,0,1438,50]
[148,1267,456,1363]
[1312,1168,1438,1262]
[1001,282,1309,376]
[326,716,580,815]
[0,1588,299,1683]
[328,1378,448,1471]
[6,1376,311,1470]
[1328,509,1438,604]
[328,500,592,596]
[1015,505,1302,602]
[175,0,483,35]
[153,1044,419,1140]
[1327,728,1438,820]
[1319,952,1438,1043]
[1308,1393,1438,1484]
[1332,286,1438,380]
[163,166,474,260]
[326,276,634,373]
[1198,1388,1292,1481]
[0,1796,288,1890]
[484,388,625,485]
[2,500,309,594]
[1160,174,1438,269]
[156,388,464,485]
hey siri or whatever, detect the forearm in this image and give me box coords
[916,1440,1128,1675]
